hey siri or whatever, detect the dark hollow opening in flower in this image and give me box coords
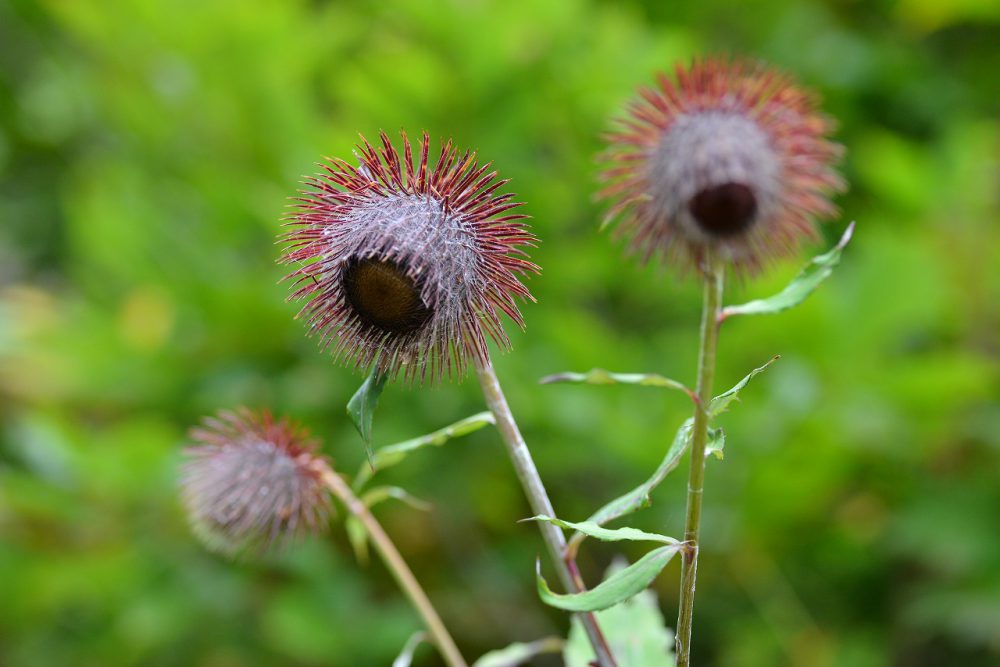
[342,257,433,334]
[689,182,758,237]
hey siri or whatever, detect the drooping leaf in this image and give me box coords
[540,369,694,400]
[346,369,388,465]
[392,631,428,667]
[708,356,779,418]
[472,637,564,667]
[536,544,682,612]
[526,515,678,545]
[565,560,675,667]
[720,222,855,320]
[353,411,495,490]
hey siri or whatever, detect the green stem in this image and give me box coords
[474,356,618,667]
[675,257,724,667]
[321,468,468,667]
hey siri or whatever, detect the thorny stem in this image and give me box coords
[675,256,724,667]
[320,468,468,667]
[474,356,618,667]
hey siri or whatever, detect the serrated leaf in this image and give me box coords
[540,369,694,399]
[721,222,855,320]
[345,515,369,565]
[347,369,388,464]
[526,515,678,545]
[392,631,428,667]
[536,544,682,612]
[708,356,779,418]
[568,421,723,557]
[472,637,564,667]
[353,412,495,490]
[361,486,432,512]
[564,561,675,666]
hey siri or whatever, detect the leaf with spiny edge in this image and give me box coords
[720,222,855,321]
[526,515,679,545]
[540,368,694,401]
[709,356,779,418]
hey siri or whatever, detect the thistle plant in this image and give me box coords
[536,57,852,667]
[180,408,470,667]
[280,131,617,666]
[179,59,854,666]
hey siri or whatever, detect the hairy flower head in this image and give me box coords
[281,131,538,382]
[599,58,845,274]
[181,408,333,556]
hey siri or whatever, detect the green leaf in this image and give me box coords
[536,544,682,612]
[577,417,693,531]
[706,427,725,460]
[540,369,694,400]
[346,369,388,464]
[720,222,855,320]
[345,515,369,565]
[708,356,779,418]
[353,411,495,490]
[526,515,678,545]
[565,561,675,666]
[568,421,723,557]
[346,487,432,565]
[472,637,564,667]
[360,486,432,513]
[392,631,428,667]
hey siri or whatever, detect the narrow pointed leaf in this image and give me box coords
[580,417,693,529]
[361,486,432,512]
[526,515,678,545]
[392,631,428,667]
[472,637,564,667]
[721,222,855,320]
[568,421,724,557]
[353,411,495,489]
[708,356,779,418]
[540,369,694,400]
[536,545,682,612]
[347,369,388,464]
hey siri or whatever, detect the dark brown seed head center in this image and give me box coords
[342,258,432,334]
[689,182,758,237]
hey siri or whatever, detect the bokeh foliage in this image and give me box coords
[1,0,998,665]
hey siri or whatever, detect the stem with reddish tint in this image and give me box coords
[320,468,468,667]
[474,356,618,667]
[675,257,724,667]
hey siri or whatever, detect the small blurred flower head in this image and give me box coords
[599,58,845,274]
[181,408,333,557]
[281,130,538,382]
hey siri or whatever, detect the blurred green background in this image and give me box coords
[2,0,998,665]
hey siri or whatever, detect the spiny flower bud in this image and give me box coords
[281,131,539,382]
[599,58,846,274]
[181,408,333,556]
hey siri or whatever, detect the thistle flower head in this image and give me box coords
[281,131,538,382]
[181,408,333,557]
[599,58,846,274]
